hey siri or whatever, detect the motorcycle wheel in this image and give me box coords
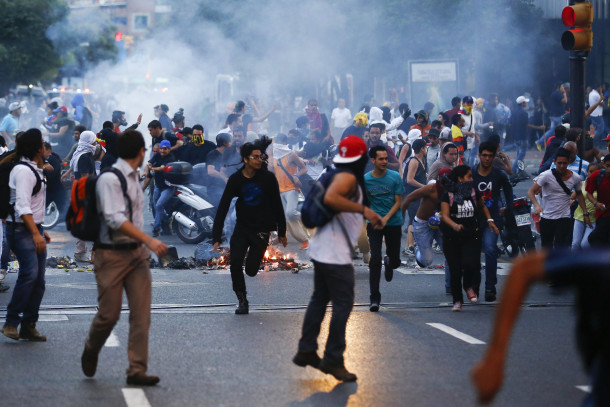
[174,207,212,244]
[42,201,60,229]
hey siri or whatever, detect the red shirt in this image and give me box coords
[585,170,610,219]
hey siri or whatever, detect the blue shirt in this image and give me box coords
[0,113,19,134]
[551,157,589,181]
[510,106,528,141]
[364,169,404,226]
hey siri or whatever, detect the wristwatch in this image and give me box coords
[583,213,590,217]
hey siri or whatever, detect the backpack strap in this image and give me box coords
[551,168,572,196]
[14,162,44,196]
[102,167,133,222]
[595,168,606,190]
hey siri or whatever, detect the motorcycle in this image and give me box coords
[163,162,216,244]
[509,160,531,187]
[500,196,536,257]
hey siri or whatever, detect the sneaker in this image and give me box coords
[152,229,160,238]
[403,246,415,257]
[319,359,357,382]
[535,141,543,152]
[74,252,89,263]
[452,301,463,312]
[0,268,6,282]
[433,243,442,254]
[466,288,478,303]
[362,252,371,264]
[292,352,321,368]
[1,324,19,340]
[369,301,380,312]
[485,290,497,302]
[299,240,309,250]
[0,282,9,293]
[384,255,393,282]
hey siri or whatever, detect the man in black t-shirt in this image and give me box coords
[148,120,182,157]
[177,124,214,165]
[473,249,610,406]
[474,141,513,302]
[145,140,176,237]
[212,138,287,315]
[48,106,75,159]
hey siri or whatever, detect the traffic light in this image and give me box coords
[561,2,593,52]
[115,31,123,42]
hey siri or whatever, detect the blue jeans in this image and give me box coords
[1,223,8,270]
[413,217,443,267]
[153,187,173,231]
[511,139,528,174]
[298,260,354,366]
[572,219,593,250]
[591,115,606,148]
[5,224,46,327]
[482,223,501,292]
[467,140,479,167]
[539,115,563,144]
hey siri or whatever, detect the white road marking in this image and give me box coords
[426,323,486,345]
[0,315,68,322]
[575,385,591,393]
[122,388,152,407]
[105,331,120,347]
[398,263,510,275]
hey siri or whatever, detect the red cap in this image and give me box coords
[333,135,367,164]
[602,132,610,142]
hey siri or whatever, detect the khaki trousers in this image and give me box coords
[85,245,152,375]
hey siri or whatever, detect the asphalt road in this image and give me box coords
[0,149,591,406]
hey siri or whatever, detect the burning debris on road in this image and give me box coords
[205,246,308,273]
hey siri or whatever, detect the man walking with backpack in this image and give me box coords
[1,129,50,341]
[293,136,383,382]
[80,130,168,386]
[528,148,591,249]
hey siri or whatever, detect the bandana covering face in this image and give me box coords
[70,131,97,172]
[460,105,473,115]
[440,177,475,205]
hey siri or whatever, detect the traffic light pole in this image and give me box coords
[569,50,587,130]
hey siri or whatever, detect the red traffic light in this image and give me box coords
[561,3,593,51]
[115,32,123,42]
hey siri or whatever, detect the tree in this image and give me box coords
[0,0,68,94]
[47,7,119,79]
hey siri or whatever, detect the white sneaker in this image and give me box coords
[452,301,463,312]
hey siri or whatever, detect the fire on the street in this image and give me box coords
[206,245,307,273]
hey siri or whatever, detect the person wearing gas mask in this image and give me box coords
[112,110,141,134]
[178,124,214,165]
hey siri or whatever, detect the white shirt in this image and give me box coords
[9,158,46,224]
[534,169,582,220]
[308,186,363,265]
[96,158,145,244]
[331,107,352,128]
[588,89,602,117]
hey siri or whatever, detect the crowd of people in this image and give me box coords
[1,83,610,388]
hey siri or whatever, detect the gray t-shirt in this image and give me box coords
[534,169,582,220]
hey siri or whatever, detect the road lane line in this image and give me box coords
[122,388,152,407]
[575,385,591,393]
[426,323,485,345]
[105,331,120,347]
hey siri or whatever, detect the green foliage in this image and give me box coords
[0,0,68,93]
[46,7,119,78]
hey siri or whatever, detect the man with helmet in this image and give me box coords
[410,110,431,139]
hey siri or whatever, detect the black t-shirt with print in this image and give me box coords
[440,187,481,237]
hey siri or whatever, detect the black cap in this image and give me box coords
[428,128,440,138]
[462,96,474,104]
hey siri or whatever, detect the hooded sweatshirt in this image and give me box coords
[427,143,458,183]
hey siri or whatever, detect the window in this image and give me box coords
[133,14,149,31]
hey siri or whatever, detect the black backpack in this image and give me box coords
[66,167,131,241]
[301,167,353,228]
[0,157,43,220]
